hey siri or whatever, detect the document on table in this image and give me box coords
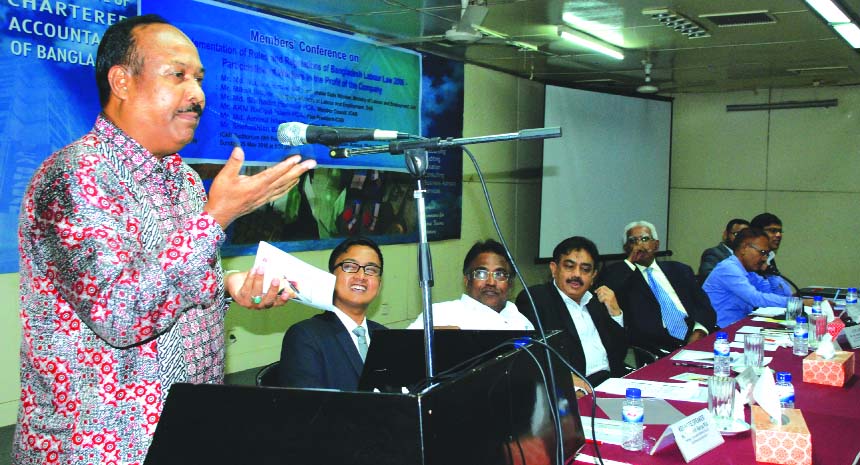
[671,349,741,363]
[253,241,336,312]
[732,331,790,348]
[595,378,708,403]
[597,398,686,425]
[579,416,628,445]
[751,306,785,317]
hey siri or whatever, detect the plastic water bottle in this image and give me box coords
[846,287,859,322]
[713,331,731,377]
[809,297,826,350]
[621,387,644,451]
[793,316,809,356]
[776,372,795,409]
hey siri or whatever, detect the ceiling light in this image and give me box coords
[557,26,624,60]
[804,0,850,23]
[726,99,838,112]
[833,22,860,47]
[561,12,625,47]
[642,7,711,39]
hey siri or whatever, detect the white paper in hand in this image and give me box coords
[253,241,336,311]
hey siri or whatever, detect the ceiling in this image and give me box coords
[231,0,860,95]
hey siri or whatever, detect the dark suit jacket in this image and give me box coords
[698,243,732,279]
[599,260,717,354]
[515,282,627,379]
[278,311,386,390]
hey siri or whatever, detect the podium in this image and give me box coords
[144,333,585,465]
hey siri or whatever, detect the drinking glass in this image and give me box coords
[707,375,736,430]
[743,333,764,374]
[785,297,803,324]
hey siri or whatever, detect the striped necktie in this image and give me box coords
[645,267,688,341]
[353,326,368,361]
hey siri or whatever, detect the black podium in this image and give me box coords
[144,332,585,465]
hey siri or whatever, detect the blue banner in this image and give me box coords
[0,0,462,272]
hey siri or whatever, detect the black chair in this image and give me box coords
[624,345,662,374]
[255,361,280,387]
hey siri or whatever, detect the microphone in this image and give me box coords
[277,122,409,146]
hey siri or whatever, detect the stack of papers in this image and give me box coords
[595,378,708,403]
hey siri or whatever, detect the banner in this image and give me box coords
[0,0,462,272]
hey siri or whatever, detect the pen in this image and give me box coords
[673,361,713,368]
[277,280,301,298]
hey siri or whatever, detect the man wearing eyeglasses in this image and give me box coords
[703,228,806,327]
[600,221,717,357]
[698,218,750,280]
[749,213,797,291]
[516,236,626,387]
[407,239,534,330]
[278,236,386,390]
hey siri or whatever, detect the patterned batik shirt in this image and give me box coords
[14,115,227,465]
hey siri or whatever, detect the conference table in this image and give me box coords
[576,316,860,465]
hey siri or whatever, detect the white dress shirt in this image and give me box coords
[407,294,535,330]
[331,306,370,353]
[553,283,623,377]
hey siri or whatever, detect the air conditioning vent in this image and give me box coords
[700,11,777,27]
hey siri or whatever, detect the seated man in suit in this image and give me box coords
[279,237,386,390]
[600,221,716,357]
[516,236,626,388]
[750,212,797,292]
[698,218,749,280]
[703,228,807,327]
[408,239,534,330]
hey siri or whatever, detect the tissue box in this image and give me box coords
[802,351,855,387]
[751,406,811,465]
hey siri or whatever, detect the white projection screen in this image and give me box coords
[539,85,672,259]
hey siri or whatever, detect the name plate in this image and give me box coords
[838,324,860,349]
[651,409,725,462]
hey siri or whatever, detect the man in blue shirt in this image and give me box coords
[703,228,810,327]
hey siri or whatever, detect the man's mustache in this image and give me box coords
[179,102,204,116]
[566,278,584,286]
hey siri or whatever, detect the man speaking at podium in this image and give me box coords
[14,15,315,465]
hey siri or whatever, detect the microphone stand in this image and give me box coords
[404,148,437,379]
[330,127,562,381]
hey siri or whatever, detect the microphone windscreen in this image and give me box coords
[277,122,307,146]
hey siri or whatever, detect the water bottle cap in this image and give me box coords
[715,331,728,340]
[849,287,858,293]
[777,372,792,383]
[813,296,823,301]
[796,316,808,324]
[626,388,641,398]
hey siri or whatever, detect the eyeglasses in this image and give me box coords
[746,243,770,257]
[469,269,510,281]
[333,261,382,277]
[763,227,783,235]
[626,235,653,244]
